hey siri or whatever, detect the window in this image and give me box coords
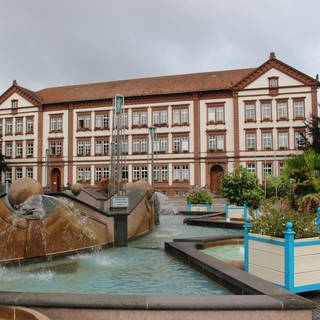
[173,165,189,182]
[26,167,33,179]
[208,134,225,151]
[50,115,63,132]
[161,166,168,181]
[132,110,148,127]
[160,110,167,124]
[11,100,18,109]
[269,77,278,88]
[141,167,148,180]
[77,167,91,182]
[49,141,62,156]
[262,132,272,150]
[77,140,91,156]
[173,136,189,152]
[132,137,148,154]
[95,167,109,182]
[173,166,180,181]
[133,167,140,181]
[154,136,168,153]
[153,165,169,182]
[77,113,91,130]
[5,143,12,158]
[277,101,288,120]
[132,166,148,181]
[246,132,256,150]
[5,169,12,182]
[95,139,109,155]
[172,108,189,125]
[182,165,189,180]
[122,167,128,181]
[5,119,13,135]
[247,163,256,173]
[15,168,23,180]
[95,113,109,129]
[16,118,23,134]
[279,162,285,173]
[263,163,273,180]
[245,102,256,122]
[295,130,305,150]
[261,101,272,121]
[26,117,34,133]
[27,142,34,157]
[278,131,289,150]
[293,100,305,119]
[16,142,23,158]
[207,105,224,123]
[152,109,168,126]
[0,119,3,136]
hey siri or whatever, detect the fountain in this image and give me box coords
[0,179,314,320]
[0,178,154,263]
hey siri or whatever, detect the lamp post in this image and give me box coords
[149,126,156,187]
[45,148,50,192]
[113,94,124,195]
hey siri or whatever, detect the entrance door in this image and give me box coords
[210,165,224,193]
[51,168,61,192]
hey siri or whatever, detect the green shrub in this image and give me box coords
[250,208,318,239]
[186,187,213,205]
[220,165,264,209]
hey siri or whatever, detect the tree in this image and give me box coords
[297,116,320,153]
[281,150,320,196]
[220,165,264,209]
[0,153,8,176]
[267,175,283,199]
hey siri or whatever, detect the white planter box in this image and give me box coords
[245,223,320,293]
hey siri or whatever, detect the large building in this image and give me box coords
[0,53,318,196]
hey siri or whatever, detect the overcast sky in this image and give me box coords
[0,0,319,94]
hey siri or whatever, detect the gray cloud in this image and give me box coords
[0,0,319,93]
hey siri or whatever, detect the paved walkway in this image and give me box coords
[167,196,320,320]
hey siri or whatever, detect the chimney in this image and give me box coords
[12,80,17,86]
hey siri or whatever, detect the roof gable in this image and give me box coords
[0,81,42,106]
[232,55,319,90]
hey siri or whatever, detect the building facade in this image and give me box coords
[0,54,318,196]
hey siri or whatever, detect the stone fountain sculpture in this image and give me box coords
[0,178,111,262]
[0,178,154,263]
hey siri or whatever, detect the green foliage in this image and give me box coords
[0,154,8,174]
[220,165,264,209]
[250,209,318,239]
[298,193,320,214]
[186,187,213,205]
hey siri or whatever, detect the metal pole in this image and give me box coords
[264,146,267,197]
[45,149,50,192]
[149,127,156,187]
[116,112,120,195]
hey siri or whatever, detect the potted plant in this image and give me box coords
[186,187,213,212]
[245,207,320,293]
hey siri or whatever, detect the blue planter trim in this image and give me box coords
[188,201,211,212]
[247,234,284,246]
[225,200,248,220]
[294,239,320,247]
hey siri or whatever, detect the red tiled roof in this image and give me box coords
[36,68,255,104]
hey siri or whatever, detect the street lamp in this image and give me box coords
[113,94,124,195]
[45,148,50,192]
[149,126,157,187]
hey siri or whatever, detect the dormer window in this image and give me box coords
[11,100,18,109]
[269,77,279,88]
[268,77,279,96]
